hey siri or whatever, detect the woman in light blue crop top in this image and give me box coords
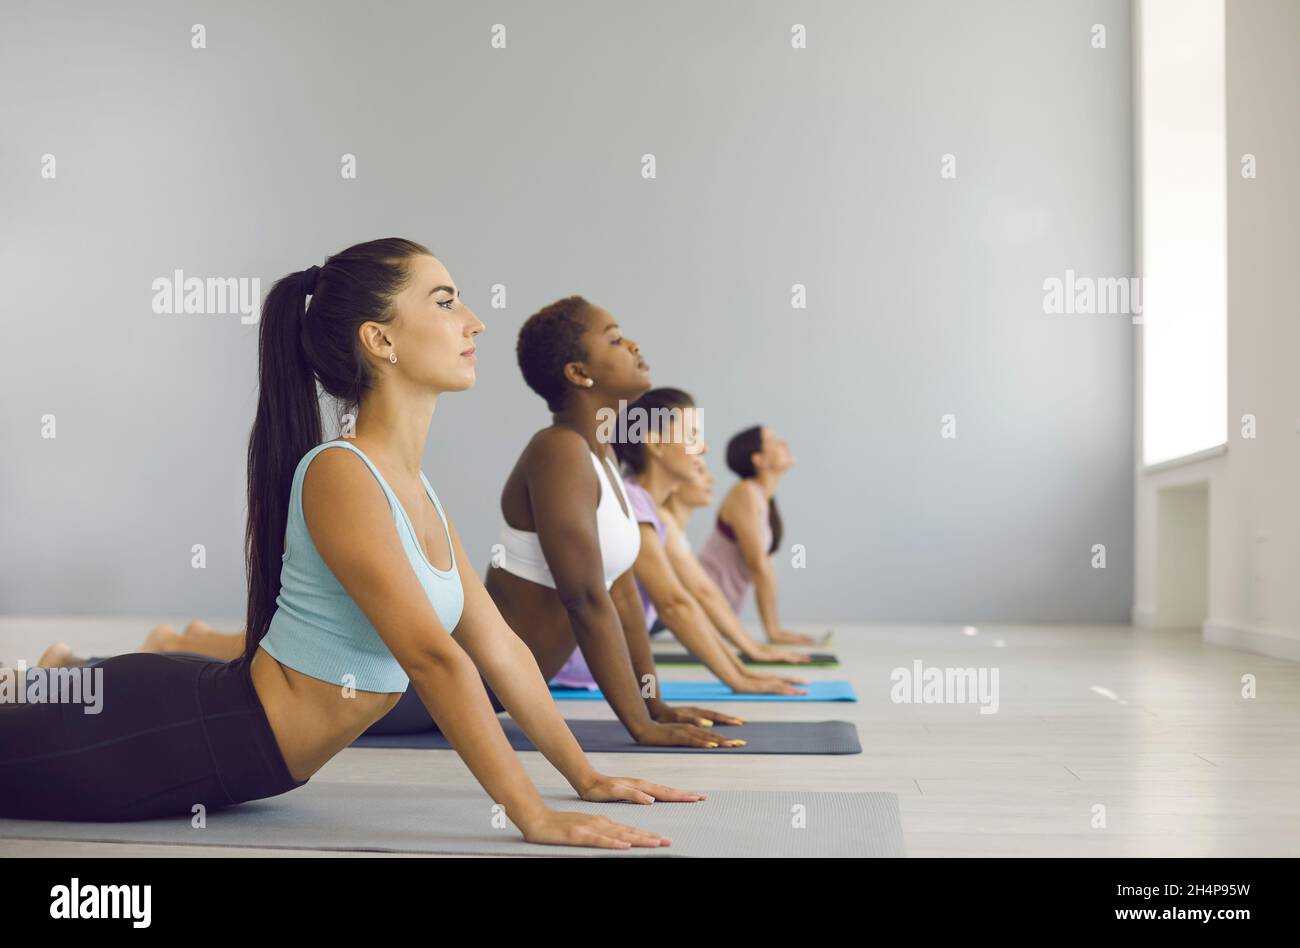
[2,239,699,846]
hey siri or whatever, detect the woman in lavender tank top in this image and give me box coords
[611,388,808,695]
[697,426,818,645]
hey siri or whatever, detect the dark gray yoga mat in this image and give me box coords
[0,783,905,857]
[352,719,861,754]
[653,651,840,667]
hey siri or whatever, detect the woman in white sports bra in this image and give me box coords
[483,296,746,749]
[494,449,642,594]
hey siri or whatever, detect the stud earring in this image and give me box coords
[389,352,397,364]
[584,378,594,387]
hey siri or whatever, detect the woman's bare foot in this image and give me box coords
[38,642,88,668]
[140,623,182,654]
[183,618,215,639]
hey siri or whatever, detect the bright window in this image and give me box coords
[1139,0,1227,467]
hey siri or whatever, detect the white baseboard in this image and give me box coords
[1204,619,1300,662]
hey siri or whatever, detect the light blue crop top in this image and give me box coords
[259,440,464,692]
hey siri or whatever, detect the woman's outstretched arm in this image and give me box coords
[444,512,706,803]
[304,447,666,849]
[607,570,745,727]
[662,517,810,669]
[630,524,805,696]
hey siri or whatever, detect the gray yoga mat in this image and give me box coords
[0,783,905,857]
[352,719,861,754]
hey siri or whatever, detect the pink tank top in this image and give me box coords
[698,481,771,613]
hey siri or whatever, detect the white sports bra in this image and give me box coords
[493,451,641,590]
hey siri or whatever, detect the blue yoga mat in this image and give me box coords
[547,679,857,702]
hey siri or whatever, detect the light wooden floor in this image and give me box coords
[2,616,1298,857]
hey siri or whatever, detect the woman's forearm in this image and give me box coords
[473,636,599,795]
[693,582,765,656]
[564,595,658,738]
[655,597,749,689]
[607,574,673,719]
[406,650,551,831]
[753,564,783,638]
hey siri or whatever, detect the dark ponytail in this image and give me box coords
[725,425,782,555]
[612,387,695,475]
[242,237,432,664]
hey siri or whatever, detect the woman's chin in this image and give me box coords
[442,368,476,392]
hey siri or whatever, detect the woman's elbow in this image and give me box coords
[655,592,696,625]
[401,637,465,682]
[557,584,609,621]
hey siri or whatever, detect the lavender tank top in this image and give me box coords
[622,476,666,627]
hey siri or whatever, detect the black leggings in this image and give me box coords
[80,652,506,737]
[0,653,306,822]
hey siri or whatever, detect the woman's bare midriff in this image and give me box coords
[249,646,403,783]
[483,565,580,680]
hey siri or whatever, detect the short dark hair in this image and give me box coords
[516,295,592,412]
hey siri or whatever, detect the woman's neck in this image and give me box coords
[752,469,781,499]
[637,463,678,506]
[663,496,693,530]
[352,384,439,478]
[553,394,624,458]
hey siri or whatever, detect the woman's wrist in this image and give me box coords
[502,794,551,833]
[567,766,602,796]
[721,667,750,689]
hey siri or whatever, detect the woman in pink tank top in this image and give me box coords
[698,425,818,645]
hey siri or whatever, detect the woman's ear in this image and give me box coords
[645,430,667,463]
[563,361,590,389]
[356,321,388,360]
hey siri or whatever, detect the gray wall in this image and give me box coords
[0,0,1134,623]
